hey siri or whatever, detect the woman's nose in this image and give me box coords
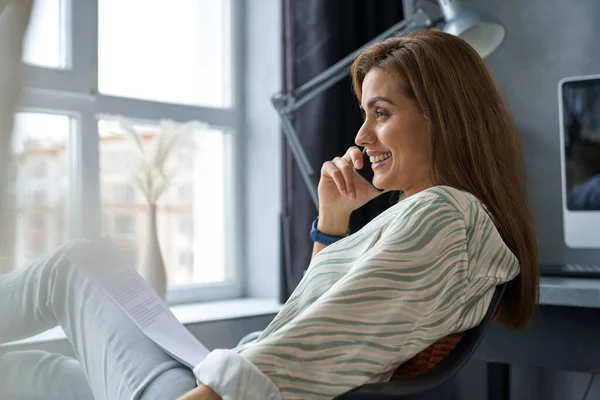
[355,123,374,147]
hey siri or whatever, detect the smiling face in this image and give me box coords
[355,68,434,196]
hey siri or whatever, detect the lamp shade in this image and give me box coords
[438,0,505,58]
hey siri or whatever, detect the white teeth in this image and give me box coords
[369,152,392,163]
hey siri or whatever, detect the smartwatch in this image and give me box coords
[309,217,349,245]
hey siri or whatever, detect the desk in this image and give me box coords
[474,277,600,399]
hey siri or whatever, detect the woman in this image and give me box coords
[0,30,538,400]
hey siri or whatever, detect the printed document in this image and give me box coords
[65,238,209,369]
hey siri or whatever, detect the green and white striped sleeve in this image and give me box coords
[193,194,515,399]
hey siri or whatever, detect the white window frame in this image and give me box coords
[18,0,245,304]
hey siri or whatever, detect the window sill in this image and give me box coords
[0,298,282,349]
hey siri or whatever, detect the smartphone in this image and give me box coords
[353,147,384,192]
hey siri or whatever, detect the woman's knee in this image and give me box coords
[53,238,116,277]
[41,239,93,274]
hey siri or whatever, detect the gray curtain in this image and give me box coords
[281,0,404,300]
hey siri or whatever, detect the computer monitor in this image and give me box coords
[558,74,600,248]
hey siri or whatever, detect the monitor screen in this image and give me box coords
[559,74,600,248]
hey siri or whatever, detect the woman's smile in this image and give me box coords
[372,155,391,170]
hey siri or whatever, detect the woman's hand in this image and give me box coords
[318,146,384,218]
[178,385,222,400]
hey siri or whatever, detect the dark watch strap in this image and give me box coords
[309,217,349,245]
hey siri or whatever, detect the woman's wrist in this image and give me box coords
[179,385,222,400]
[317,211,351,236]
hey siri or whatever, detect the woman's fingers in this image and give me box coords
[321,147,367,199]
[333,156,357,199]
[346,146,364,170]
[321,160,348,196]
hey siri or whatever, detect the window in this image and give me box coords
[101,151,137,172]
[23,0,69,68]
[31,190,46,206]
[8,166,18,182]
[178,252,194,270]
[177,185,194,203]
[1,113,71,270]
[178,152,195,169]
[114,184,136,204]
[179,217,194,236]
[114,215,135,234]
[174,251,194,283]
[15,1,242,302]
[29,214,46,230]
[98,0,231,107]
[99,120,232,289]
[31,162,48,179]
[30,234,47,257]
[0,213,17,274]
[5,192,17,208]
[54,214,66,248]
[101,212,111,234]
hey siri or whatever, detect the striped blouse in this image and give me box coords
[193,186,520,399]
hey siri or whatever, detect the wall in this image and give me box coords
[473,0,600,266]
[241,0,282,299]
[448,0,600,399]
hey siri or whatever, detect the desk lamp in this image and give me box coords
[272,0,505,209]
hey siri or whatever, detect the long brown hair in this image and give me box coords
[350,30,538,330]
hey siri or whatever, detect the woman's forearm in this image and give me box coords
[178,385,222,400]
[311,211,350,259]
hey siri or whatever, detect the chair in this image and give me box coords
[238,283,507,399]
[336,283,507,399]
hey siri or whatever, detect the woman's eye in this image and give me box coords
[375,108,388,118]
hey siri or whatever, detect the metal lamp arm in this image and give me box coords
[290,9,433,110]
[273,8,433,210]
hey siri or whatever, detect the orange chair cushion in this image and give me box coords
[389,332,465,381]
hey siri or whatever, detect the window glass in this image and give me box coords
[98,119,230,286]
[22,0,68,68]
[0,112,71,273]
[98,0,231,107]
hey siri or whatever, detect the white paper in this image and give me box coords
[65,239,210,369]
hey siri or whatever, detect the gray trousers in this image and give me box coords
[0,239,197,400]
